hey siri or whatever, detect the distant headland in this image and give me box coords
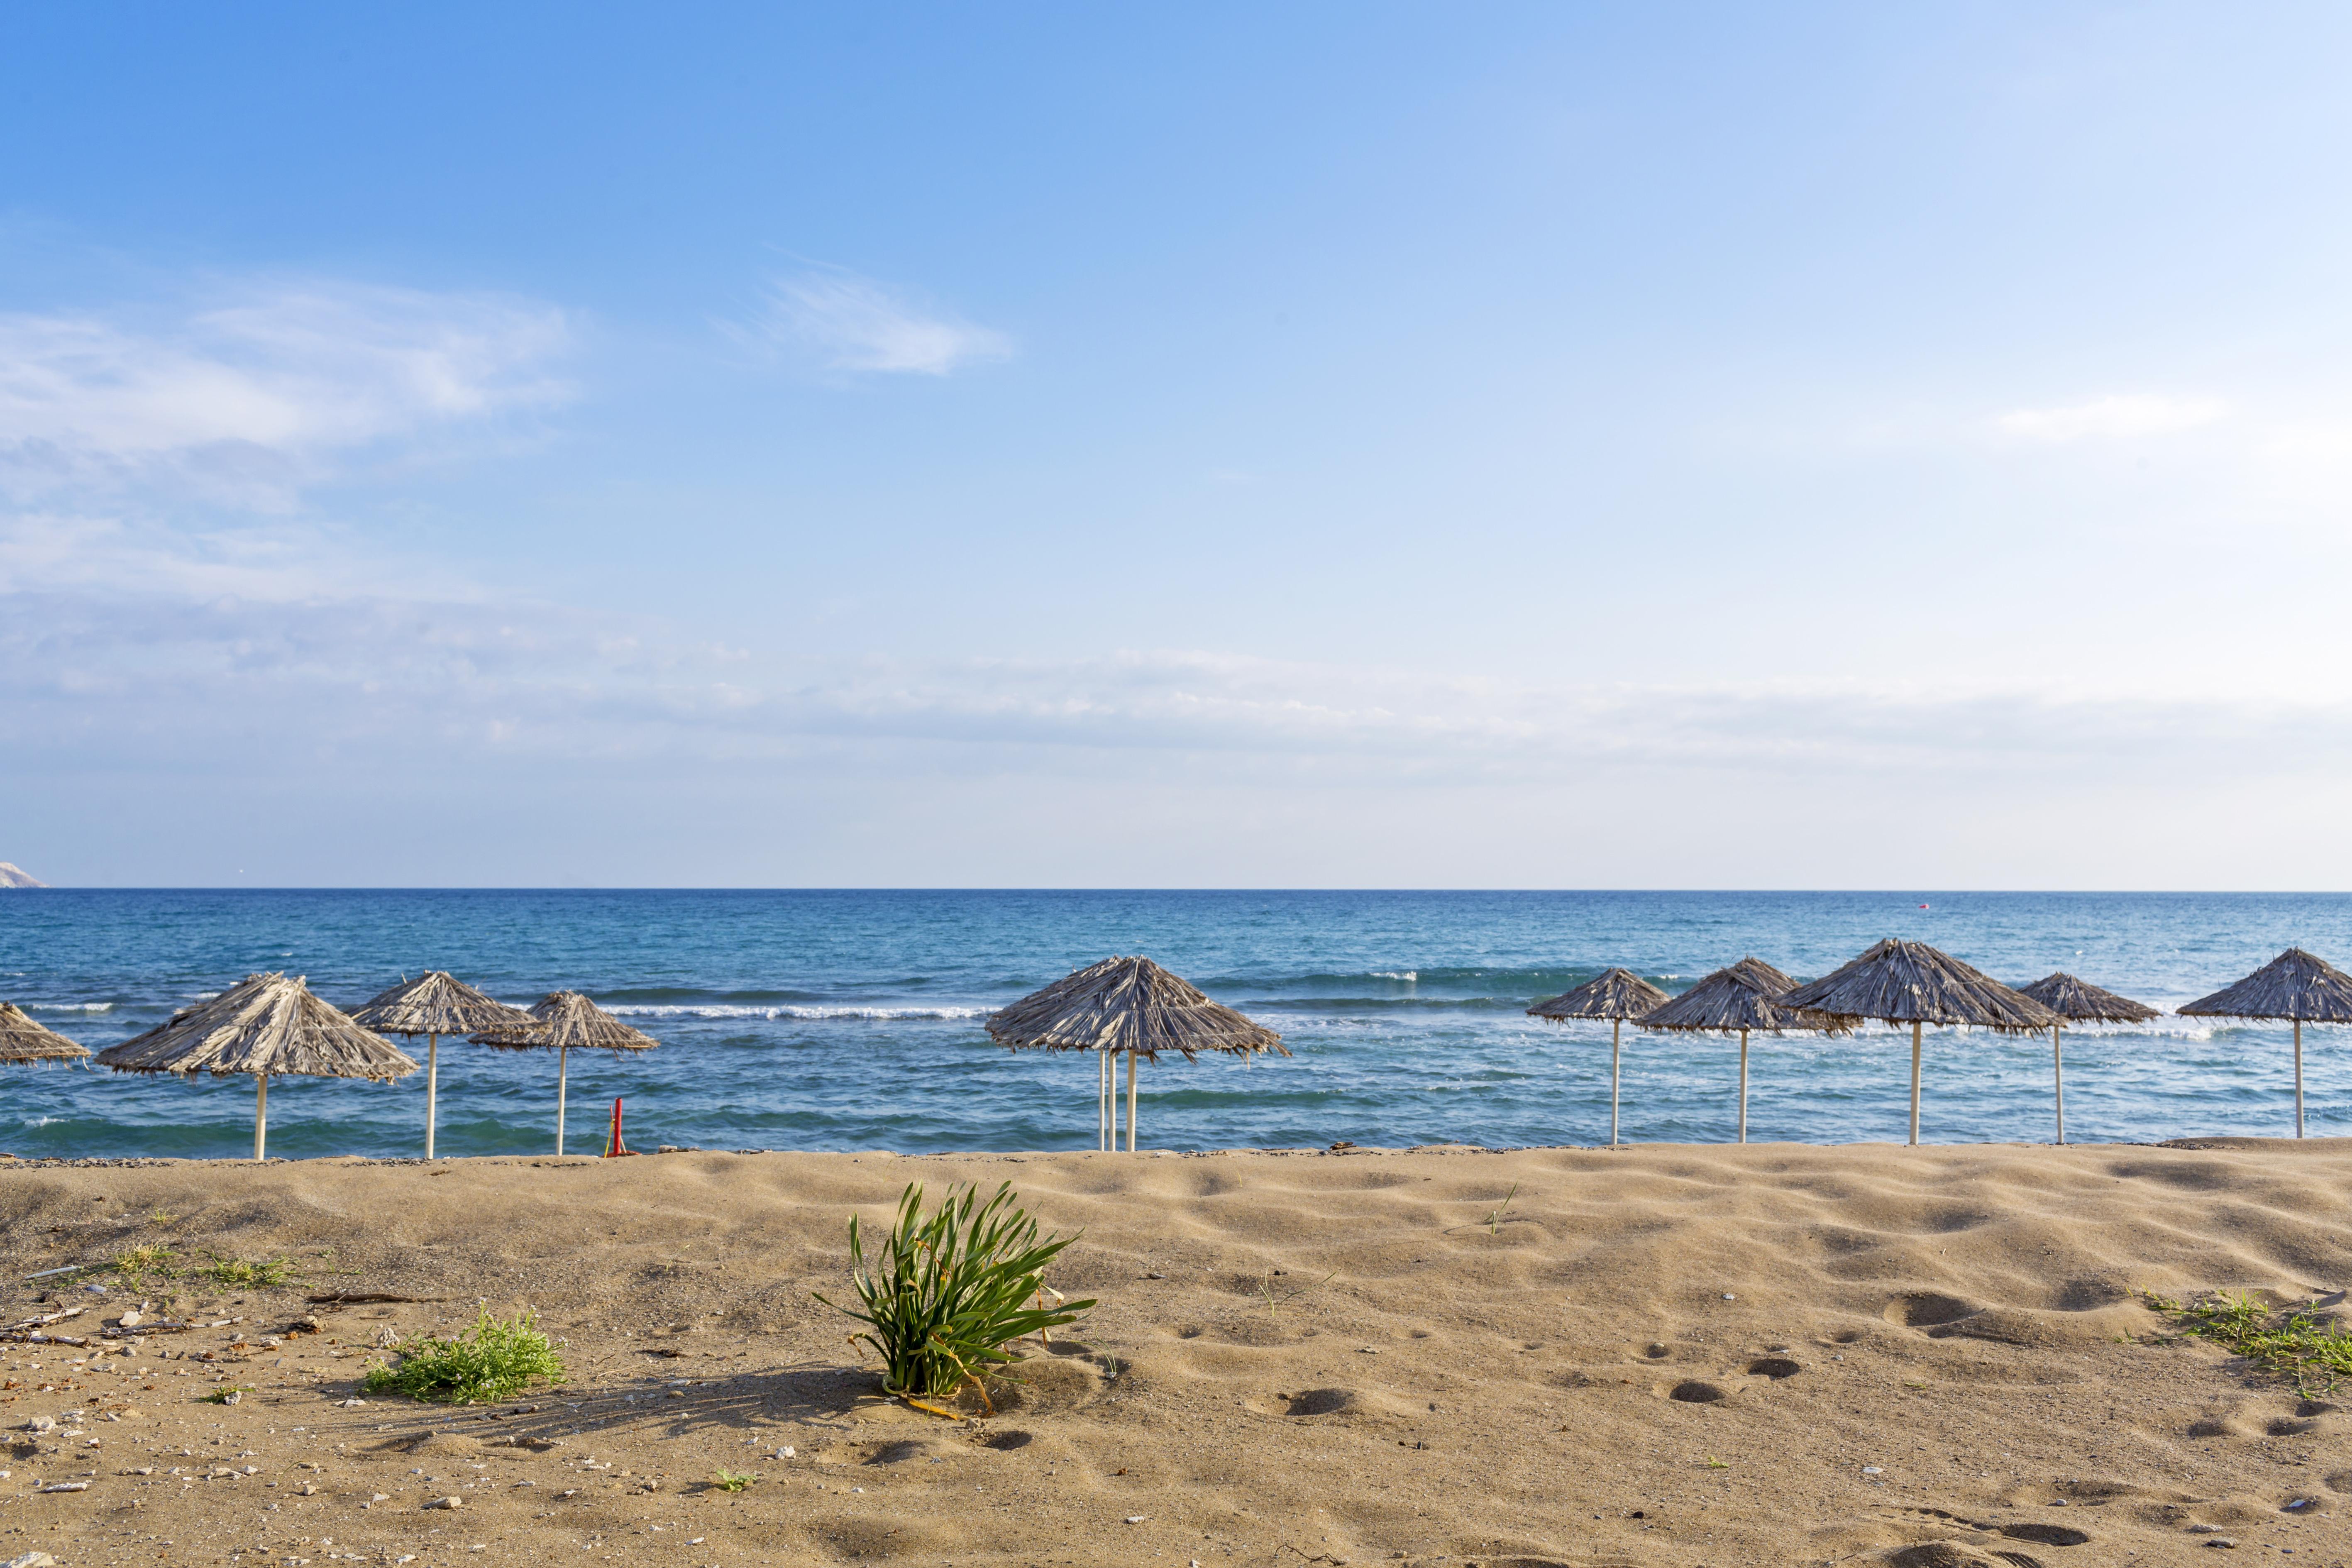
[0,862,48,888]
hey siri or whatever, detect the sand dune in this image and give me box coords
[1,1139,2347,1566]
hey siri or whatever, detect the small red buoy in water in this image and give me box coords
[1919,903,1930,909]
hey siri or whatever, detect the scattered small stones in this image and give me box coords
[35,1482,88,1493]
[425,1495,463,1510]
[2203,1539,2236,1549]
[5,1550,61,1568]
[1124,1516,1148,1524]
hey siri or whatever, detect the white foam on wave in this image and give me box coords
[1370,971,1418,982]
[601,1004,992,1022]
[21,1001,114,1013]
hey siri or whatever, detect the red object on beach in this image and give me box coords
[603,1097,628,1157]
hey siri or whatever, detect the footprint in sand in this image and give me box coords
[1666,1379,1728,1403]
[1283,1388,1357,1417]
[1885,1292,1984,1330]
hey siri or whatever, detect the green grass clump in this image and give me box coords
[711,1469,758,1492]
[109,1244,178,1284]
[816,1182,1093,1409]
[2147,1290,2352,1395]
[361,1308,567,1404]
[200,1254,296,1289]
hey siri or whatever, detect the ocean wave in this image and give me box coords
[20,1001,115,1013]
[1247,996,1536,1013]
[1208,966,1656,994]
[601,1004,992,1022]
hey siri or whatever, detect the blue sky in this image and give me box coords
[6,3,2352,887]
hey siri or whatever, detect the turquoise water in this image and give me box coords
[0,889,2345,1160]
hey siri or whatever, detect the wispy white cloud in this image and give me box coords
[1993,393,2227,442]
[0,283,569,502]
[746,266,1011,376]
[7,516,2346,787]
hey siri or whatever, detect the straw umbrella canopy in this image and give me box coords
[1777,939,2058,1147]
[2013,972,2159,1146]
[2178,947,2352,1139]
[94,973,418,1160]
[1526,967,1671,1147]
[468,992,659,1155]
[349,972,535,1160]
[1638,958,1850,1144]
[0,1003,93,1067]
[985,956,1287,1153]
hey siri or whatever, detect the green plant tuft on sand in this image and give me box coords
[711,1469,758,1492]
[361,1308,567,1404]
[815,1182,1093,1411]
[110,1244,178,1283]
[200,1254,296,1289]
[2146,1290,2352,1395]
[1485,1181,1521,1235]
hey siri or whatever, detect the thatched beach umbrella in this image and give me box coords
[1639,958,1849,1143]
[1527,967,1671,1147]
[349,972,535,1160]
[986,956,1286,1153]
[95,973,418,1160]
[1778,939,2057,1147]
[0,1003,92,1068]
[2179,947,2352,1139]
[2013,972,2158,1145]
[468,992,659,1155]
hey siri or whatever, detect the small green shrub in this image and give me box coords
[815,1182,1092,1408]
[109,1244,178,1283]
[200,1255,295,1289]
[2147,1290,2352,1395]
[711,1469,758,1492]
[361,1308,567,1404]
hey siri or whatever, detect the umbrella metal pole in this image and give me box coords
[425,1033,439,1161]
[1610,1017,1622,1147]
[1737,1028,1749,1145]
[557,1045,569,1156]
[1099,1051,1109,1150]
[2295,1020,2304,1138]
[1125,1049,1138,1153]
[254,1072,269,1163]
[2052,1024,2065,1145]
[1908,1020,1922,1147]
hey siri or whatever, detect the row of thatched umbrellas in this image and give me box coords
[0,973,658,1160]
[2,943,2345,1156]
[1529,938,2352,1145]
[0,955,1267,1161]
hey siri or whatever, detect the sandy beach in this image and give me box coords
[1,1139,2347,1568]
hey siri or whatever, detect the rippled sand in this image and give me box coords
[2,1140,2347,1566]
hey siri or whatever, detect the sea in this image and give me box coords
[0,890,2345,1162]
